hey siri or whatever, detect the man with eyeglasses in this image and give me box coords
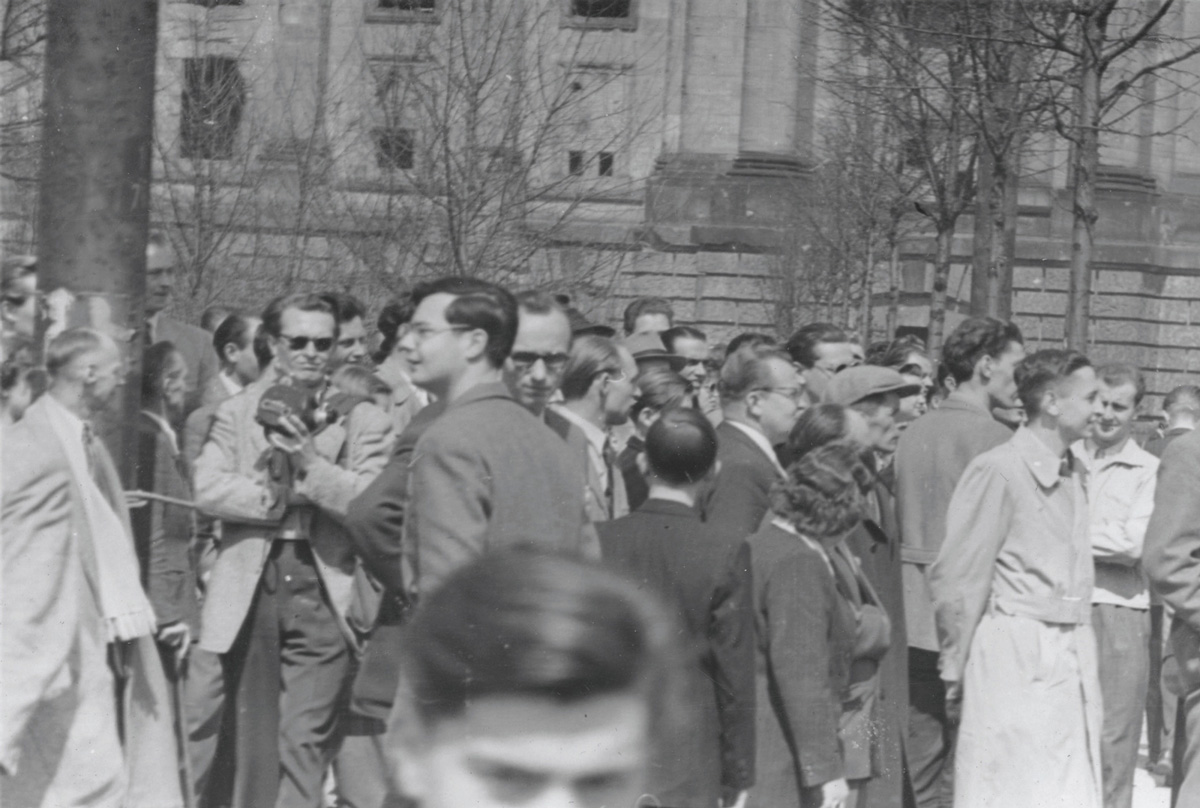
[143,232,221,414]
[503,291,573,419]
[702,344,808,541]
[404,277,597,597]
[193,292,394,808]
[548,334,640,523]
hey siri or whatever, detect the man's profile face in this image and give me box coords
[227,317,262,385]
[986,340,1026,408]
[333,316,369,368]
[503,309,572,416]
[857,393,902,453]
[755,358,807,445]
[145,243,177,316]
[408,292,471,394]
[273,307,335,385]
[86,337,128,413]
[1054,365,1102,443]
[1092,380,1137,449]
[603,346,640,427]
[401,693,649,808]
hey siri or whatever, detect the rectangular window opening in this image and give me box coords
[379,0,437,9]
[571,0,631,17]
[568,151,585,176]
[374,127,416,170]
[180,56,246,160]
[597,151,614,176]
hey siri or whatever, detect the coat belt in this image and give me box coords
[989,592,1091,625]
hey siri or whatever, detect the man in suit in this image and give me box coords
[145,232,220,414]
[193,292,393,808]
[183,313,263,466]
[3,328,181,808]
[404,276,597,597]
[703,343,806,539]
[598,409,755,808]
[547,333,638,523]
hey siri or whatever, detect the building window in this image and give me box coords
[562,0,636,30]
[186,0,244,6]
[180,56,245,160]
[374,128,415,169]
[368,0,441,23]
[568,151,585,176]
[598,151,614,176]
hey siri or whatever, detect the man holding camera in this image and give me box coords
[193,292,393,808]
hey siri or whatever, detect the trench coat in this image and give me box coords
[929,427,1102,808]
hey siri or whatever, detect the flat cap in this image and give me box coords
[823,365,922,406]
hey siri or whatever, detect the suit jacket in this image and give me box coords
[156,315,221,415]
[617,434,650,512]
[343,402,445,721]
[131,412,200,633]
[0,402,124,804]
[192,373,394,653]
[598,499,756,807]
[545,406,629,523]
[703,421,783,542]
[375,360,426,438]
[744,522,855,807]
[407,382,599,596]
[1146,427,1200,695]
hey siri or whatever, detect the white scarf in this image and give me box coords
[39,396,158,641]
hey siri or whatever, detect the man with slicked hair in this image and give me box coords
[386,549,689,808]
[598,409,755,808]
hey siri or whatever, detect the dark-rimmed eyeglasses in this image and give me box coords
[411,324,473,344]
[510,351,570,372]
[754,386,807,404]
[281,335,334,352]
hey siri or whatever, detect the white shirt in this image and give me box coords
[727,419,787,477]
[218,370,243,398]
[141,409,180,456]
[1073,437,1159,610]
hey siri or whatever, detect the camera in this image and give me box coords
[256,383,372,435]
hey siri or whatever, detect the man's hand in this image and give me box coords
[267,414,319,471]
[156,621,191,667]
[945,680,963,725]
[818,778,849,808]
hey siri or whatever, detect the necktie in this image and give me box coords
[602,437,617,519]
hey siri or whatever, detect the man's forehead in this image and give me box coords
[514,309,571,350]
[1099,380,1137,401]
[280,307,335,332]
[413,293,455,323]
[341,316,366,334]
[145,243,176,271]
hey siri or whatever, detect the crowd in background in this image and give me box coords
[3,239,1200,808]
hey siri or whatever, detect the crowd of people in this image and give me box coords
[3,237,1200,808]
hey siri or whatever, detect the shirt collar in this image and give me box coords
[42,391,88,445]
[1012,426,1069,488]
[1074,435,1155,471]
[728,419,787,477]
[937,393,998,419]
[218,370,243,397]
[141,410,180,455]
[550,404,609,455]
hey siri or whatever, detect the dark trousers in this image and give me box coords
[1093,604,1150,808]
[218,540,351,808]
[186,646,226,808]
[906,648,954,808]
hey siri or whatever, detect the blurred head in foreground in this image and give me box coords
[387,549,686,808]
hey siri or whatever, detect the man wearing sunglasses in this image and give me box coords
[503,290,574,419]
[193,292,393,808]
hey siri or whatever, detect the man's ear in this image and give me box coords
[636,451,650,479]
[460,328,488,363]
[1042,388,1060,418]
[221,342,238,365]
[978,354,995,382]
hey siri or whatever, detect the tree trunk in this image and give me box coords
[886,240,900,337]
[860,242,875,340]
[996,149,1018,320]
[37,0,159,482]
[927,222,955,358]
[971,146,996,316]
[1066,15,1103,350]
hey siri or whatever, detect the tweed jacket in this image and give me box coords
[703,421,785,542]
[545,406,630,523]
[193,372,394,653]
[407,382,599,596]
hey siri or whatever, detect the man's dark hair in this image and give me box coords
[1164,384,1200,416]
[261,292,337,339]
[718,344,793,402]
[411,277,518,368]
[374,294,415,363]
[644,408,718,486]
[1,255,36,304]
[726,332,776,356]
[253,324,273,369]
[559,334,621,401]
[515,289,567,317]
[1015,349,1092,418]
[865,335,927,370]
[631,367,689,420]
[785,323,848,369]
[622,297,675,336]
[320,291,367,325]
[660,326,706,354]
[399,549,684,731]
[200,305,237,333]
[787,403,855,463]
[941,317,1024,385]
[213,313,255,361]
[1097,362,1146,406]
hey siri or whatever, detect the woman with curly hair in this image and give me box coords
[745,440,884,808]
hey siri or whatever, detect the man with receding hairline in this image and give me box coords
[598,409,755,808]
